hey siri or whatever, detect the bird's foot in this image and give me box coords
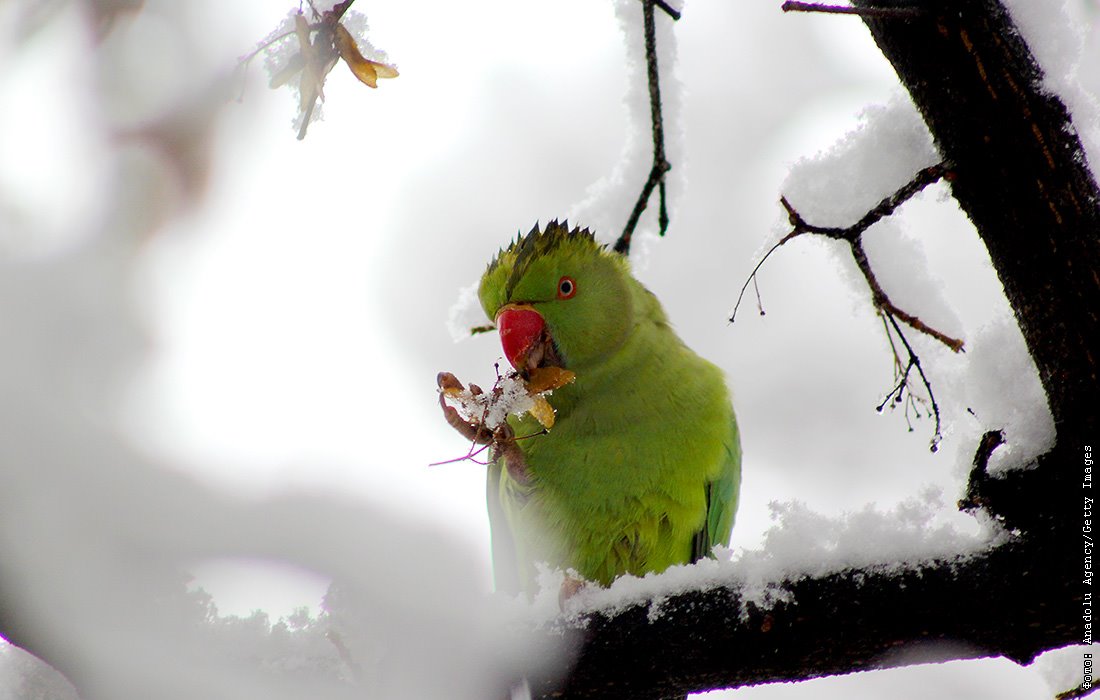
[436,371,494,445]
[558,574,587,611]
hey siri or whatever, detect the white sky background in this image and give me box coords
[1,0,1098,697]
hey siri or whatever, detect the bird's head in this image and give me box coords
[479,221,634,375]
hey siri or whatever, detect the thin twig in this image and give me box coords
[780,163,949,242]
[1056,680,1100,700]
[752,275,764,316]
[882,312,943,452]
[738,164,964,353]
[850,163,949,235]
[429,443,492,467]
[328,0,356,21]
[850,237,965,352]
[236,0,357,78]
[653,0,682,20]
[615,0,671,255]
[781,1,924,19]
[876,311,911,414]
[875,355,913,414]
[881,312,905,378]
[237,29,297,71]
[876,319,929,435]
[729,230,798,322]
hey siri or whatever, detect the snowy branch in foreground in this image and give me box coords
[524,446,1079,698]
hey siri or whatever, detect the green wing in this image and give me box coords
[691,416,742,563]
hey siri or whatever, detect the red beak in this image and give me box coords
[496,305,545,370]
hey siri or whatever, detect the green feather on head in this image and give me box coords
[480,220,614,317]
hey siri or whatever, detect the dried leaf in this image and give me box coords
[333,22,398,89]
[294,15,317,88]
[295,14,331,109]
[438,373,473,410]
[526,367,576,395]
[269,52,304,89]
[373,62,399,80]
[528,395,556,429]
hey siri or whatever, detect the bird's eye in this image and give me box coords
[557,276,577,299]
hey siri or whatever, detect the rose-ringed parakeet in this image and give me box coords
[440,221,740,596]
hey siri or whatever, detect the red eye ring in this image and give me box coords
[557,276,577,299]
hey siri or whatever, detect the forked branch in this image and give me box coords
[651,0,682,20]
[732,163,961,450]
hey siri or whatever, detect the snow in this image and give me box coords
[0,643,80,700]
[780,95,940,231]
[442,372,537,432]
[775,95,965,352]
[1002,0,1100,184]
[695,656,1051,700]
[534,488,997,626]
[446,279,485,343]
[1034,645,1099,698]
[939,315,1056,474]
[0,3,108,259]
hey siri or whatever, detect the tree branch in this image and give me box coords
[781,1,923,19]
[874,309,945,451]
[650,0,682,21]
[528,486,1076,698]
[958,429,1005,513]
[733,166,961,449]
[614,0,672,256]
[735,164,963,353]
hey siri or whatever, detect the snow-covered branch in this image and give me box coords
[527,446,1078,698]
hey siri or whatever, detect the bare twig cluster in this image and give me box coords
[614,0,678,255]
[238,0,397,140]
[732,163,962,450]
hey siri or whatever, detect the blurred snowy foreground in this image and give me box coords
[0,246,550,698]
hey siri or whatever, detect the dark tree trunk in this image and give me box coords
[532,1,1098,697]
[854,0,1100,446]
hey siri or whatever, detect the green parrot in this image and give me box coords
[441,221,740,596]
